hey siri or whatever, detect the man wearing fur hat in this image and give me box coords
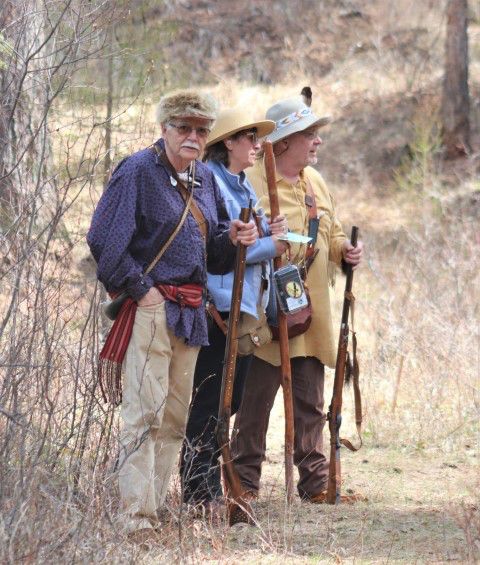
[232,96,363,503]
[87,89,257,538]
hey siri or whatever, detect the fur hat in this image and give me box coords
[156,89,218,124]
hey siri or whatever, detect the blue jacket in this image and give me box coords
[206,161,277,318]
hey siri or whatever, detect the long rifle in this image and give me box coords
[264,141,295,504]
[327,226,362,504]
[216,204,254,526]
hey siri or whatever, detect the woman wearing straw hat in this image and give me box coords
[179,108,288,515]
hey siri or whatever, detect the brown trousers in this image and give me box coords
[232,356,329,498]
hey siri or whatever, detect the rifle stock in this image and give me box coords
[264,141,295,504]
[327,226,359,504]
[216,204,254,526]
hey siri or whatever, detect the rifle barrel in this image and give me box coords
[341,226,359,324]
[327,225,359,504]
[216,204,254,525]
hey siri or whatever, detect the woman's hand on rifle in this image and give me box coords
[229,219,258,247]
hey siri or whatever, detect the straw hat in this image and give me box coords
[206,108,275,147]
[266,96,331,144]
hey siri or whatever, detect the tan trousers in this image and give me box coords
[118,302,200,532]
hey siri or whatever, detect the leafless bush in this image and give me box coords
[0,1,478,562]
[0,1,126,562]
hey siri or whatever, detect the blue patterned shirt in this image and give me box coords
[87,139,235,346]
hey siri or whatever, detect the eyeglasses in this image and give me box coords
[233,129,258,144]
[168,122,211,138]
[243,131,258,144]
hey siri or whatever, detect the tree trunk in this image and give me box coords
[441,0,471,158]
[0,0,52,234]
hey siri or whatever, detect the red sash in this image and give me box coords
[99,283,203,405]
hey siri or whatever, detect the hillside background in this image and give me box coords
[1,0,479,562]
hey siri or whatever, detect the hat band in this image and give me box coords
[276,107,313,129]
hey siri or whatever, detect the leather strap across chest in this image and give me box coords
[301,175,319,276]
[304,176,318,221]
[153,144,208,240]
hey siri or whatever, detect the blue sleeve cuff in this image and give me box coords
[127,273,154,301]
[246,236,277,264]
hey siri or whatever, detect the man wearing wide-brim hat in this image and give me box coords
[87,89,257,540]
[232,96,364,503]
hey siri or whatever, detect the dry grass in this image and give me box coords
[1,1,479,563]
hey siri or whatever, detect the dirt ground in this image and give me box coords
[223,399,478,563]
[119,393,478,564]
[220,404,478,563]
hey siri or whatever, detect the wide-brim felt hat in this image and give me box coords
[266,96,331,144]
[206,108,275,147]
